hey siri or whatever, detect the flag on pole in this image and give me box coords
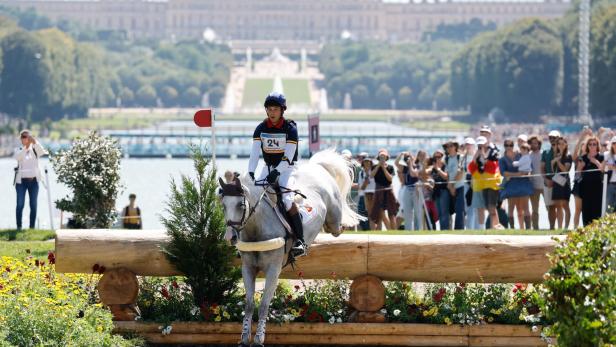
[193,109,216,164]
[194,109,213,127]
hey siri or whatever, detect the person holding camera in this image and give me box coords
[445,140,465,230]
[370,149,399,230]
[576,136,605,226]
[551,137,572,229]
[395,151,422,230]
[13,129,47,230]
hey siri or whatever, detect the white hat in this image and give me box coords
[464,137,476,145]
[341,149,352,159]
[548,130,561,138]
[479,125,492,134]
[610,136,616,144]
[476,136,488,145]
[517,134,528,142]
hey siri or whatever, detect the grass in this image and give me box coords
[282,79,311,105]
[0,241,54,260]
[0,229,56,241]
[242,78,274,108]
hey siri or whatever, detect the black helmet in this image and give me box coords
[264,92,287,111]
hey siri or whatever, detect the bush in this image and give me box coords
[542,214,616,346]
[0,256,141,346]
[160,145,241,314]
[51,131,122,228]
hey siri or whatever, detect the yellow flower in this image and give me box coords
[214,316,222,322]
[212,306,220,315]
[488,317,494,323]
[223,311,230,319]
[444,317,452,325]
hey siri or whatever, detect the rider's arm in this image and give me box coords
[248,127,262,174]
[276,122,298,168]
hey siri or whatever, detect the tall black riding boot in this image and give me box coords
[288,203,307,257]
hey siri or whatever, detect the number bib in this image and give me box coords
[260,133,286,154]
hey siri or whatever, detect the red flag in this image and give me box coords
[194,109,212,127]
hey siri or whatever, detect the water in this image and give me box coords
[1,157,574,230]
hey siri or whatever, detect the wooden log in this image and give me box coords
[113,322,469,336]
[366,234,562,283]
[469,336,547,347]
[138,333,470,346]
[56,230,562,282]
[349,274,386,312]
[469,324,541,337]
[98,268,139,305]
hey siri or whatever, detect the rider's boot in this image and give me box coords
[288,203,307,257]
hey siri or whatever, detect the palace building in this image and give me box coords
[1,0,571,42]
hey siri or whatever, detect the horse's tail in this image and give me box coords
[309,148,363,227]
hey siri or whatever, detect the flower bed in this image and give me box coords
[130,276,553,345]
[0,255,140,346]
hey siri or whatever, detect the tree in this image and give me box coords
[136,85,157,107]
[119,87,134,106]
[351,84,369,109]
[161,145,241,311]
[590,4,616,117]
[375,83,393,109]
[160,86,179,107]
[181,86,201,107]
[397,86,413,109]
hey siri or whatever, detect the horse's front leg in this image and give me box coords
[240,262,257,347]
[252,261,282,347]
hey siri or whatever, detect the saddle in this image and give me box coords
[263,184,313,238]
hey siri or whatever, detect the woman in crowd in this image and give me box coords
[430,150,449,230]
[604,136,616,213]
[395,151,422,230]
[576,136,605,226]
[358,156,376,230]
[528,135,544,230]
[551,137,572,229]
[499,139,533,229]
[571,129,591,228]
[370,149,399,230]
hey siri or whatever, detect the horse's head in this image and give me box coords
[218,176,248,246]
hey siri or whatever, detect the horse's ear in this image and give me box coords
[218,177,225,187]
[233,177,241,187]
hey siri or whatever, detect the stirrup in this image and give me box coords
[291,240,307,257]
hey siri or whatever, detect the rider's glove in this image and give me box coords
[249,172,255,181]
[266,169,280,184]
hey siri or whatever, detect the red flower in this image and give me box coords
[513,288,518,293]
[172,281,179,289]
[459,283,466,288]
[514,283,527,291]
[92,264,100,273]
[40,261,45,267]
[34,260,40,267]
[47,252,56,265]
[294,285,300,291]
[287,294,293,301]
[521,298,528,305]
[4,267,10,273]
[297,271,304,278]
[161,287,170,299]
[0,284,3,290]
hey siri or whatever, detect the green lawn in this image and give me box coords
[242,78,274,108]
[0,229,56,241]
[282,79,311,105]
[0,241,54,260]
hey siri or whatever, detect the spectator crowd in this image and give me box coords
[347,125,616,231]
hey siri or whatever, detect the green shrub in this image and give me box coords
[543,214,616,346]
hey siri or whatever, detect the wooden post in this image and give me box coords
[348,275,386,323]
[97,267,140,321]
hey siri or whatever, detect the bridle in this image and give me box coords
[219,178,266,237]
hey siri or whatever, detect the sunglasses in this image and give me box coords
[588,142,598,147]
[21,135,29,139]
[504,144,514,148]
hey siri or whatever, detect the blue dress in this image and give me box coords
[499,154,534,199]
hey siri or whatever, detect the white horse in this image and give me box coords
[218,149,361,347]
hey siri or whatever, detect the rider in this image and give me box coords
[248,92,306,257]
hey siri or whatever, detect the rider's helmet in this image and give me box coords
[264,92,287,111]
